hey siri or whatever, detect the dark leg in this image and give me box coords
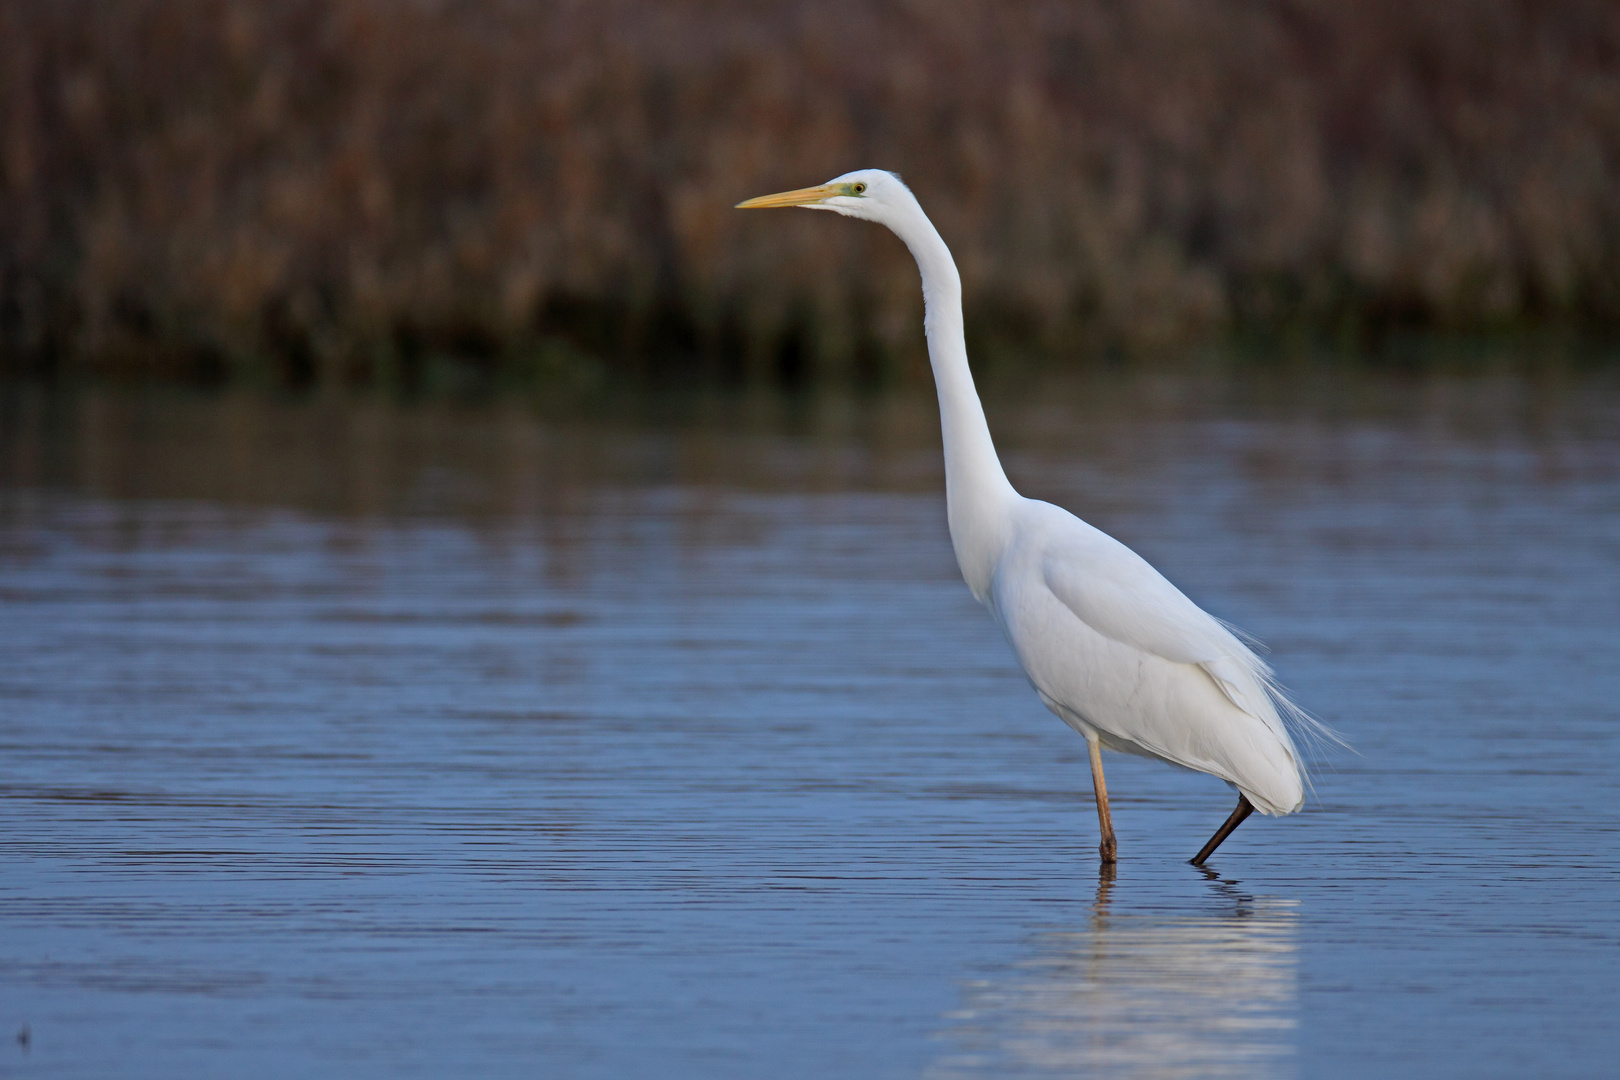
[1190,794,1255,866]
[1087,734,1118,864]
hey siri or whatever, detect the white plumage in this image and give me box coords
[738,169,1328,862]
[993,500,1304,816]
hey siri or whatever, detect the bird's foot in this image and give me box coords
[1099,838,1117,864]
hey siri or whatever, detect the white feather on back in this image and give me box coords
[993,500,1331,814]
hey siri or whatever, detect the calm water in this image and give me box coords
[2,370,1618,1078]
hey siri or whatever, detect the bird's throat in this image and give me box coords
[904,215,1017,602]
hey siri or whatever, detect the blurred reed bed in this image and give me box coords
[2,0,1618,388]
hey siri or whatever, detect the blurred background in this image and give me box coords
[3,0,1618,389]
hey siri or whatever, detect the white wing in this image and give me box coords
[1040,525,1284,737]
[991,501,1320,814]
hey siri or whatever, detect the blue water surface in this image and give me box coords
[1,371,1617,1078]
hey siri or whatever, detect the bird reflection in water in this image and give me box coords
[929,868,1299,1079]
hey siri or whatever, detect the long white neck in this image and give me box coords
[888,204,1019,602]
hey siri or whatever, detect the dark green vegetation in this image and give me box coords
[3,0,1618,388]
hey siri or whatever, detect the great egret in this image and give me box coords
[738,170,1331,864]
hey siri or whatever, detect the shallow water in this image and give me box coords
[2,370,1618,1078]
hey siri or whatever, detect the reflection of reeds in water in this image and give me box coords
[930,880,1299,1079]
[3,1,1618,384]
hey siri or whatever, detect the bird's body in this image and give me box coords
[739,170,1324,862]
[987,498,1304,816]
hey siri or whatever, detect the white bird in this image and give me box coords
[739,170,1332,864]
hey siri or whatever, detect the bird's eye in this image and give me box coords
[852,182,867,194]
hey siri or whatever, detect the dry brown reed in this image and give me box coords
[3,0,1618,385]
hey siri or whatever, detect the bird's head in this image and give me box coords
[735,169,916,226]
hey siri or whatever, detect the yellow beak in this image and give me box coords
[735,184,838,209]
